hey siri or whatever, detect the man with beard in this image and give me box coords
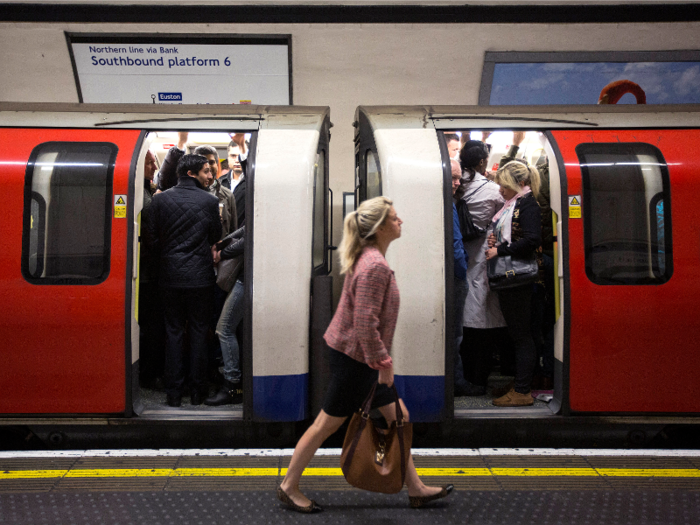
[192,143,237,239]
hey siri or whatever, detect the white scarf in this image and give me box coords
[493,186,531,245]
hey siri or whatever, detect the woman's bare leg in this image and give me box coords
[377,398,443,497]
[280,409,346,507]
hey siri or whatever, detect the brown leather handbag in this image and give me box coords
[340,382,412,494]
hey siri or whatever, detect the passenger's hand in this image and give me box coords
[155,189,162,195]
[378,367,394,387]
[177,132,189,150]
[229,133,247,154]
[485,247,498,260]
[512,131,526,146]
[212,246,221,264]
[487,232,496,248]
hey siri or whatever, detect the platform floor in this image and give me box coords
[0,449,699,524]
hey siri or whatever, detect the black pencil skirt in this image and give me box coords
[322,349,396,418]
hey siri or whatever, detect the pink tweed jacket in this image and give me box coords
[324,246,400,369]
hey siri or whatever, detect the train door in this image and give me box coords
[309,117,335,416]
[133,130,256,417]
[0,128,142,415]
[550,129,700,413]
[355,109,383,205]
[250,113,332,422]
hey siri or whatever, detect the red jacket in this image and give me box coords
[324,246,399,369]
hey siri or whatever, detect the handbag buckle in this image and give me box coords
[374,444,385,466]
[505,270,515,278]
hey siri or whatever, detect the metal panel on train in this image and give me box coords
[0,128,141,414]
[552,129,700,413]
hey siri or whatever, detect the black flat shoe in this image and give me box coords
[409,484,454,508]
[277,486,323,513]
[166,395,181,407]
[190,392,204,406]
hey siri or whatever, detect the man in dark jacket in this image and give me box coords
[228,134,248,227]
[146,154,222,407]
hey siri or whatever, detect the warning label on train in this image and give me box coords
[69,41,290,105]
[114,195,127,219]
[568,195,581,219]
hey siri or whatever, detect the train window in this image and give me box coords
[366,150,382,199]
[312,150,326,269]
[22,142,117,285]
[576,143,673,285]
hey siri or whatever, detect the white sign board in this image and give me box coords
[70,41,290,105]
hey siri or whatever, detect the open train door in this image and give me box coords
[550,129,700,414]
[308,115,334,417]
[0,127,142,415]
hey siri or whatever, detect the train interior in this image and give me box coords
[446,130,565,416]
[134,131,251,418]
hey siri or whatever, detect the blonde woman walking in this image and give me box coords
[277,196,453,513]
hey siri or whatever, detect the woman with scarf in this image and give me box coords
[485,160,542,407]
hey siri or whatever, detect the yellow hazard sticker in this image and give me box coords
[568,195,581,219]
[114,194,127,219]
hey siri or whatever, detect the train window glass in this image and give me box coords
[312,150,326,268]
[576,143,672,285]
[366,150,381,199]
[22,142,117,284]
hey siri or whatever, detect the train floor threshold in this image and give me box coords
[0,448,699,524]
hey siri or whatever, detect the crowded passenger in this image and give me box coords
[145,154,222,407]
[457,140,511,397]
[485,160,542,407]
[138,150,165,390]
[500,132,555,391]
[205,225,245,405]
[220,135,247,192]
[229,134,249,226]
[450,160,471,396]
[192,144,237,239]
[444,133,461,160]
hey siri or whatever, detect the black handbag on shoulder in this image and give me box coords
[457,182,489,241]
[487,253,539,291]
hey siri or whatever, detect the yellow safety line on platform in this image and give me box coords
[0,470,68,479]
[2,467,700,480]
[597,469,700,478]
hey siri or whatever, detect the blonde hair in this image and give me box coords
[338,196,393,275]
[495,160,540,199]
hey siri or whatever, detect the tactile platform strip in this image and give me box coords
[3,453,700,494]
[0,489,699,525]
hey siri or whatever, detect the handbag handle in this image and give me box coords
[359,381,405,427]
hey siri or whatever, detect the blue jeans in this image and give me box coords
[216,280,245,383]
[454,277,469,387]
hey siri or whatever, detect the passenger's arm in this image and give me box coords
[230,133,248,177]
[499,131,526,166]
[143,196,159,255]
[208,199,223,246]
[228,191,238,232]
[453,206,467,280]
[177,131,188,151]
[220,227,245,260]
[497,198,542,258]
[157,146,184,192]
[354,262,393,368]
